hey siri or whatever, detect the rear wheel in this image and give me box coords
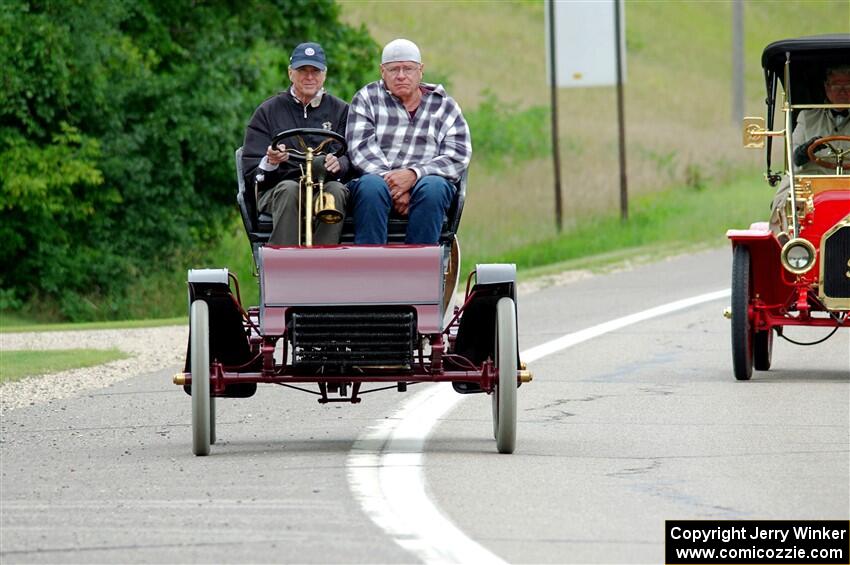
[731,246,753,380]
[493,297,518,454]
[191,300,211,456]
[753,329,773,371]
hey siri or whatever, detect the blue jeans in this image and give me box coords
[348,174,455,244]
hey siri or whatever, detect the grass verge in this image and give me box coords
[0,316,185,334]
[0,348,130,384]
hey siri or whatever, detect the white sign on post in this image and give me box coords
[546,0,626,88]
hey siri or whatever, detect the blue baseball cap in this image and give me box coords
[290,42,327,71]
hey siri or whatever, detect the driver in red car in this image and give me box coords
[770,65,850,233]
[242,42,351,245]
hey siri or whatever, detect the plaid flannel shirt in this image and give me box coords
[346,81,472,182]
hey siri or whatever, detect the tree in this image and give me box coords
[0,0,377,319]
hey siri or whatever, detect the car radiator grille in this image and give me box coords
[289,309,416,371]
[822,223,850,302]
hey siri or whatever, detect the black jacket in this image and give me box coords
[242,89,350,193]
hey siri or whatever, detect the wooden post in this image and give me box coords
[548,0,564,232]
[614,0,628,221]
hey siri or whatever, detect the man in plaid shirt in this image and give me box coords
[346,39,472,244]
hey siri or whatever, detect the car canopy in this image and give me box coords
[762,34,850,104]
[759,34,849,175]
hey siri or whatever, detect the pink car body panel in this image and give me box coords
[259,245,444,335]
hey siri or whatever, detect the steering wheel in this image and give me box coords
[270,128,346,163]
[806,135,850,170]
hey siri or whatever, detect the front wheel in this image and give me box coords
[731,246,753,380]
[191,300,212,455]
[493,297,518,454]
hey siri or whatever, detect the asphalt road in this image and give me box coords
[1,248,848,563]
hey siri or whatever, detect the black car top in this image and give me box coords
[759,34,850,177]
[762,34,850,104]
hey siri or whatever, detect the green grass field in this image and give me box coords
[0,348,129,384]
[487,174,770,269]
[337,0,845,233]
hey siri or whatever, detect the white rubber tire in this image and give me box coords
[494,297,518,454]
[191,300,211,456]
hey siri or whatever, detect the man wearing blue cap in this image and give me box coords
[242,42,350,245]
[346,38,472,244]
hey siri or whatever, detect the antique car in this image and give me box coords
[728,34,849,380]
[174,128,531,455]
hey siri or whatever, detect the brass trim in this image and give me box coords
[722,307,732,319]
[304,148,314,246]
[742,116,784,149]
[781,63,799,237]
[789,180,815,220]
[519,369,533,383]
[791,103,850,110]
[780,238,817,275]
[819,215,850,310]
[795,176,850,195]
[795,179,812,200]
[173,373,187,385]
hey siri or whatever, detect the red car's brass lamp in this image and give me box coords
[780,238,817,275]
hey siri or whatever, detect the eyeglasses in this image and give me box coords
[382,64,421,77]
[826,83,850,94]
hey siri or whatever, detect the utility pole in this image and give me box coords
[614,0,628,221]
[732,0,744,122]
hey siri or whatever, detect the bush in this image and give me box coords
[464,91,551,168]
[0,0,377,320]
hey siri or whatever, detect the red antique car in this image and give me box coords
[728,35,850,380]
[175,129,531,455]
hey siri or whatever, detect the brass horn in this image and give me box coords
[311,154,344,225]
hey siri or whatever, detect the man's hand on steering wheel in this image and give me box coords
[266,144,289,166]
[324,153,341,174]
[805,135,850,170]
[793,136,821,166]
[271,128,347,163]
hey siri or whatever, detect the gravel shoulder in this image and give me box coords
[0,325,188,412]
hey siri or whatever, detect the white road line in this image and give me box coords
[347,288,731,564]
[522,288,731,363]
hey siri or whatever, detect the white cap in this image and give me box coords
[381,38,421,65]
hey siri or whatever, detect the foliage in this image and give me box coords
[464,92,551,168]
[0,0,377,320]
